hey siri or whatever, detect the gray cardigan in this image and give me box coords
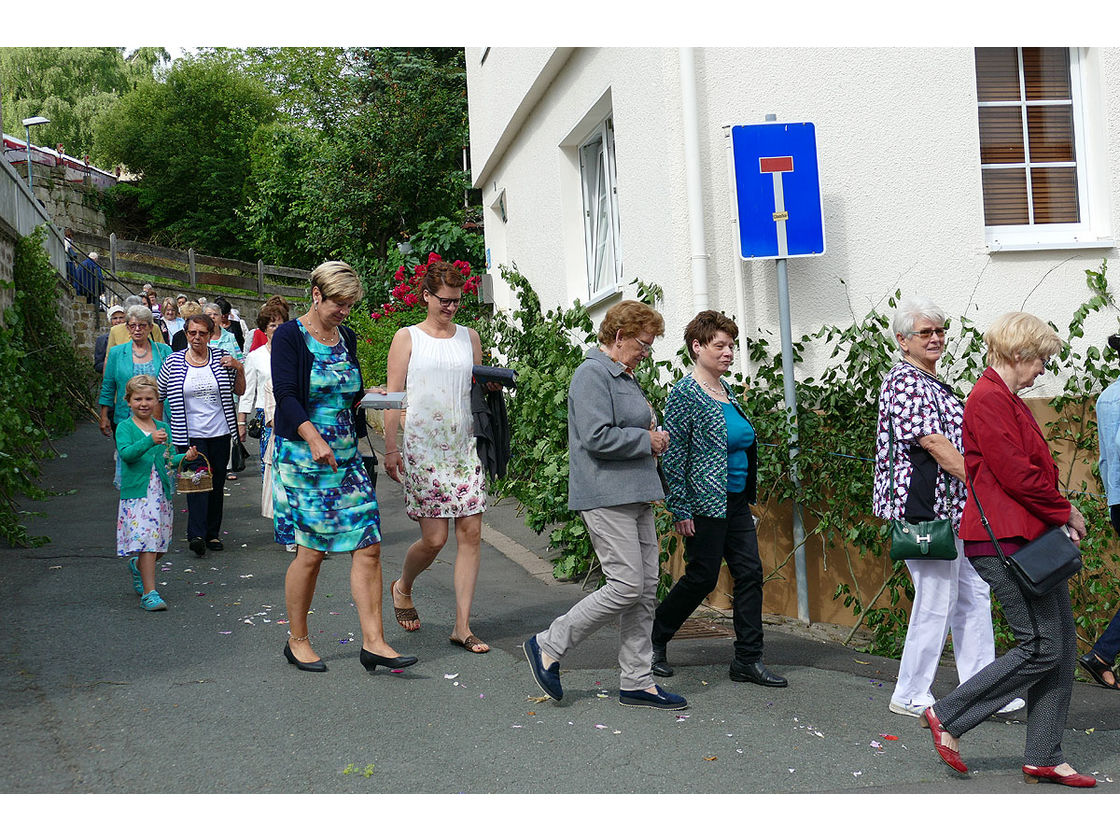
[567,347,664,511]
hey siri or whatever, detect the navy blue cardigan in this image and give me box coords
[271,319,367,441]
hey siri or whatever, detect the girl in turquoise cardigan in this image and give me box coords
[116,375,197,611]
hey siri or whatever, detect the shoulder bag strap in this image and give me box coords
[965,473,1009,564]
[888,371,949,518]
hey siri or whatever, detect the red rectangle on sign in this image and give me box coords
[759,156,794,173]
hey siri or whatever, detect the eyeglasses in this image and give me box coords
[127,322,150,330]
[185,329,210,337]
[634,336,654,355]
[908,327,947,339]
[428,292,462,309]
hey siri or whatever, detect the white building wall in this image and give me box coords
[467,47,1120,394]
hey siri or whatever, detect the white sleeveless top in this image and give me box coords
[401,325,486,519]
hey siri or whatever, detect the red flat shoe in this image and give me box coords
[920,707,968,774]
[1023,765,1096,787]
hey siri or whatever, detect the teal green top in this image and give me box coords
[722,401,755,493]
[115,417,186,501]
[99,341,173,422]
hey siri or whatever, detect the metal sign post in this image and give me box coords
[729,119,825,625]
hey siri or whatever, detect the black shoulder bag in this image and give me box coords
[966,474,1081,598]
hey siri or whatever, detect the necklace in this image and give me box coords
[305,316,338,343]
[132,342,151,358]
[187,347,209,366]
[695,375,726,399]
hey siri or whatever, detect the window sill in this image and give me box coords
[584,286,623,310]
[986,236,1116,253]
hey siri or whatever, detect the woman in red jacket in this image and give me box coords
[920,312,1094,787]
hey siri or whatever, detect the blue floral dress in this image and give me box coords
[272,321,380,551]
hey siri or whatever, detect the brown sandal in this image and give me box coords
[391,580,420,631]
[450,634,490,654]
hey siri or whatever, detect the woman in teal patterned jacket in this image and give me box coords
[651,311,786,688]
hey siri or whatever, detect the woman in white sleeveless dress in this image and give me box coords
[384,261,490,653]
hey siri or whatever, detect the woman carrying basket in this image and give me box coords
[157,312,245,557]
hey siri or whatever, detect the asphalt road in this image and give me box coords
[2,420,1117,818]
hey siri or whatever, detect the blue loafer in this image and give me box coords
[619,684,688,710]
[523,635,562,701]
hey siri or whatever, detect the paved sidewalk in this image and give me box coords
[1,420,1117,797]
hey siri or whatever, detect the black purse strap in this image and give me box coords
[887,372,949,514]
[965,473,1010,565]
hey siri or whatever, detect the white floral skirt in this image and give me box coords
[116,466,174,556]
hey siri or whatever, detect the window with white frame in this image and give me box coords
[579,117,623,298]
[975,47,1097,248]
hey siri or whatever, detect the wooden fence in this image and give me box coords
[72,232,309,298]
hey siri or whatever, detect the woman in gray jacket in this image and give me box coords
[523,300,687,710]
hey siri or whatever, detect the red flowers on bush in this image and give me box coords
[376,252,480,320]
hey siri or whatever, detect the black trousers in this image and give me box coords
[177,435,231,541]
[652,489,764,663]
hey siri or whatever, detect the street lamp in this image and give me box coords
[21,116,50,192]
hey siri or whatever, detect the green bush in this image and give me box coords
[0,227,96,546]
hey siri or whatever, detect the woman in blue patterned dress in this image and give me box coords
[271,261,416,674]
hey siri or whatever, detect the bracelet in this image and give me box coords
[385,450,400,455]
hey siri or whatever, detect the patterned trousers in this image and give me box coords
[933,554,1076,767]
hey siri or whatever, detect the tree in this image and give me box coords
[0,47,167,165]
[299,48,470,260]
[93,56,277,258]
[196,47,359,132]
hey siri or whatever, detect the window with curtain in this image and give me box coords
[975,47,1086,234]
[579,118,622,298]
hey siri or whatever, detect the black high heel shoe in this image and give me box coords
[360,648,418,672]
[283,641,327,673]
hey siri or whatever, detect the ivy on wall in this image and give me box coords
[0,227,96,547]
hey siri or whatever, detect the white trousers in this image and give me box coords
[890,538,996,707]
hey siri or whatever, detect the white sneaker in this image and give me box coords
[996,697,1026,714]
[285,543,297,553]
[888,699,929,717]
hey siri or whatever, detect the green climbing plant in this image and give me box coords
[0,227,97,547]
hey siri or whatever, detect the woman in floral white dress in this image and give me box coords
[384,261,490,653]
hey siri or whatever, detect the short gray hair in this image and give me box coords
[126,305,154,324]
[123,295,143,308]
[892,296,946,338]
[201,302,222,318]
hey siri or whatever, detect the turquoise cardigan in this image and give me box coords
[99,341,173,422]
[115,418,186,501]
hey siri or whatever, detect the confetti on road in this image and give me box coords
[880,734,899,740]
[703,756,717,761]
[444,673,459,680]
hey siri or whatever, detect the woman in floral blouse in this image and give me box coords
[872,297,1021,718]
[653,311,786,688]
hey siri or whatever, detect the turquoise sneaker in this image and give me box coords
[140,590,167,611]
[128,558,143,595]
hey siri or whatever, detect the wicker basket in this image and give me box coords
[176,452,213,494]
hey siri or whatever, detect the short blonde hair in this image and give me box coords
[179,301,202,319]
[125,374,159,401]
[597,300,665,345]
[311,260,363,304]
[985,311,1063,367]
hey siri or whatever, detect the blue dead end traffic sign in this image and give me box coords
[731,122,825,260]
